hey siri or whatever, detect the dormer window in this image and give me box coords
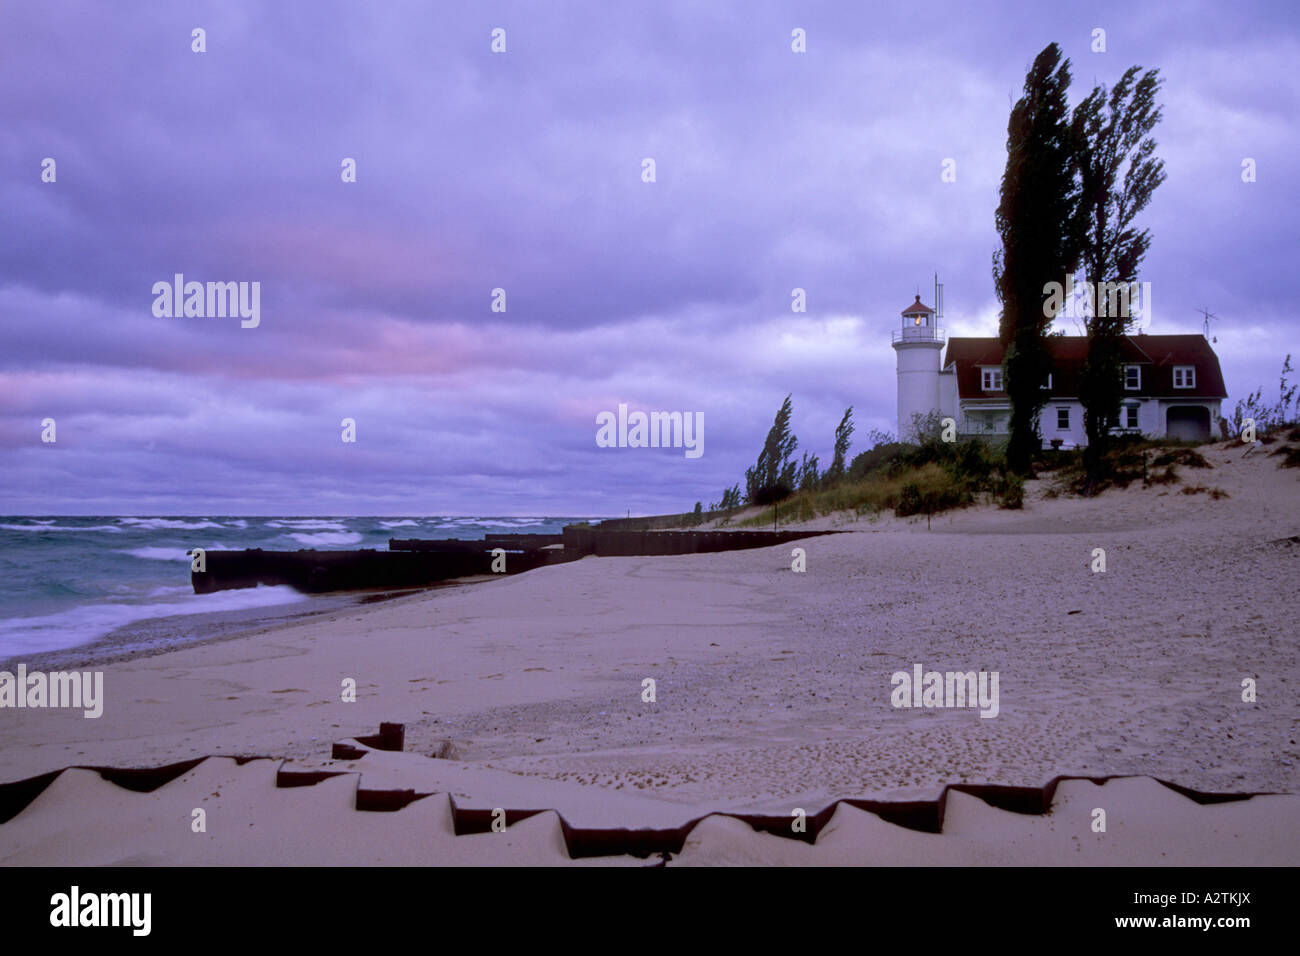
[981,368,1003,391]
[1173,366,1195,388]
[1124,365,1141,390]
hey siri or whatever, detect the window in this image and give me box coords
[1057,407,1070,430]
[1125,405,1139,428]
[1173,366,1195,388]
[981,368,1003,391]
[1124,366,1141,390]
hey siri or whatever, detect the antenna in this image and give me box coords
[1196,306,1218,341]
[934,272,943,322]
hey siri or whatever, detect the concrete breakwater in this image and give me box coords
[560,527,840,556]
[190,545,562,595]
[191,528,842,595]
[389,533,565,551]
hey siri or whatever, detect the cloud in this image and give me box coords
[0,0,1295,514]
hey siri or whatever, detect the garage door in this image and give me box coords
[1166,406,1210,441]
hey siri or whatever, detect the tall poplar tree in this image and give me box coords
[993,43,1081,474]
[1072,66,1166,490]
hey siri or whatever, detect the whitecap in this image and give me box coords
[265,519,348,530]
[0,585,307,658]
[118,517,227,530]
[0,523,123,533]
[117,542,234,562]
[287,531,364,546]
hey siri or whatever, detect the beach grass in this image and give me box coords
[738,439,1026,527]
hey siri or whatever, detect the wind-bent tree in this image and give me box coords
[825,406,855,483]
[993,43,1081,474]
[796,451,821,492]
[1072,66,1166,490]
[744,394,799,505]
[716,484,742,512]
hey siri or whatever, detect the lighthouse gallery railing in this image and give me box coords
[891,327,946,344]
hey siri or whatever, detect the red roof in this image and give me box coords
[901,295,934,316]
[942,334,1227,400]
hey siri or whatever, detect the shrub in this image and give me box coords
[1181,485,1230,499]
[954,439,996,483]
[750,483,793,507]
[1152,448,1211,469]
[1032,446,1075,474]
[848,442,908,480]
[430,740,462,760]
[1149,465,1180,485]
[1055,437,1203,494]
[999,472,1025,509]
[895,482,923,517]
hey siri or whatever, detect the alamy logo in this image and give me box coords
[890,663,999,718]
[595,403,703,459]
[50,886,151,936]
[0,664,103,718]
[1041,275,1152,321]
[151,273,260,328]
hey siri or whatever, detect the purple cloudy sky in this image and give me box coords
[1,0,1296,516]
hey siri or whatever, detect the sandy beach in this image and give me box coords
[2,440,1297,865]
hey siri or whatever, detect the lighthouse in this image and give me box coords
[891,282,945,440]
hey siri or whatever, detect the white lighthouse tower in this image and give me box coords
[891,278,945,441]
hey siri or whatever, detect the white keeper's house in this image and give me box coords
[891,294,1228,447]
